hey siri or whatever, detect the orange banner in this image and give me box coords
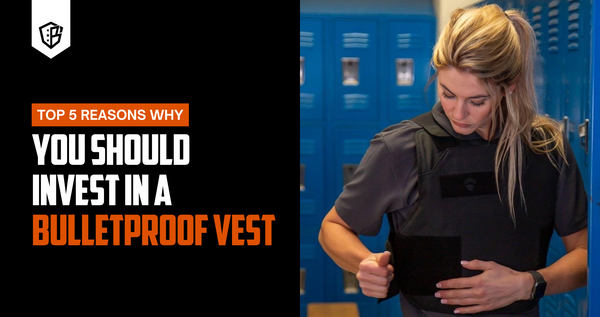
[31,103,189,127]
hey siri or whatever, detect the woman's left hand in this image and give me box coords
[435,259,533,314]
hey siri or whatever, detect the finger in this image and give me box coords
[361,287,389,298]
[437,275,477,290]
[358,259,392,278]
[453,304,493,315]
[439,296,480,306]
[461,259,495,271]
[357,270,393,286]
[360,278,393,298]
[377,251,391,267]
[360,281,391,295]
[435,288,477,300]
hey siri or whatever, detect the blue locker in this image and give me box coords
[589,0,600,314]
[546,1,590,316]
[326,125,382,317]
[300,18,325,122]
[523,1,591,316]
[563,0,591,189]
[300,125,327,314]
[300,8,443,317]
[542,0,566,120]
[385,18,437,127]
[526,2,548,113]
[333,19,379,122]
[300,126,326,226]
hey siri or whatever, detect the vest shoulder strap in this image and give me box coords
[410,111,450,137]
[410,111,495,149]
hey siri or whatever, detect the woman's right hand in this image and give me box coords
[356,251,394,298]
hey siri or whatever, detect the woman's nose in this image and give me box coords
[453,100,468,120]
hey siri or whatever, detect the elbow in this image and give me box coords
[317,225,326,249]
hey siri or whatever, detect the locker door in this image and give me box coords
[588,0,600,314]
[333,19,379,122]
[300,18,325,122]
[300,126,326,316]
[563,0,591,189]
[541,0,565,119]
[385,18,436,127]
[526,2,548,114]
[327,125,382,317]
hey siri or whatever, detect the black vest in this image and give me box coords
[379,111,557,315]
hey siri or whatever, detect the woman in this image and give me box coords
[318,4,588,316]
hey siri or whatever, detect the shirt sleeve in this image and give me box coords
[335,121,421,236]
[554,137,588,237]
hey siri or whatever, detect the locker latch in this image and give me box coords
[300,268,306,295]
[342,57,360,86]
[578,119,589,154]
[396,58,414,86]
[300,164,306,192]
[300,57,305,86]
[343,269,359,294]
[561,116,569,141]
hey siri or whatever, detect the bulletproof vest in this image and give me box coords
[378,111,557,315]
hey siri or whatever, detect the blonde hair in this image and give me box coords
[431,4,566,225]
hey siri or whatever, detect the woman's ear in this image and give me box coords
[507,83,517,95]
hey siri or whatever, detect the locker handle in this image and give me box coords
[343,269,359,294]
[300,164,306,192]
[300,56,305,86]
[396,58,414,86]
[578,119,589,154]
[342,57,360,86]
[300,268,306,295]
[561,116,570,141]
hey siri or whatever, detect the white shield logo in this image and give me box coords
[32,0,70,59]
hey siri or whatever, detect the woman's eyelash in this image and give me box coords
[441,92,455,99]
[442,92,485,107]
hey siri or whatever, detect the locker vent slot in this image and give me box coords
[563,294,576,317]
[396,94,423,111]
[300,93,315,110]
[300,31,314,47]
[300,139,316,155]
[530,5,542,53]
[568,2,580,11]
[547,4,559,54]
[567,1,580,51]
[543,294,559,316]
[396,33,423,49]
[343,140,369,156]
[343,94,368,110]
[300,199,315,216]
[342,32,369,49]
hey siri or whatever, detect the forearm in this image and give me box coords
[538,246,587,296]
[318,220,372,274]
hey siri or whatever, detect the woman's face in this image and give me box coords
[437,67,494,140]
